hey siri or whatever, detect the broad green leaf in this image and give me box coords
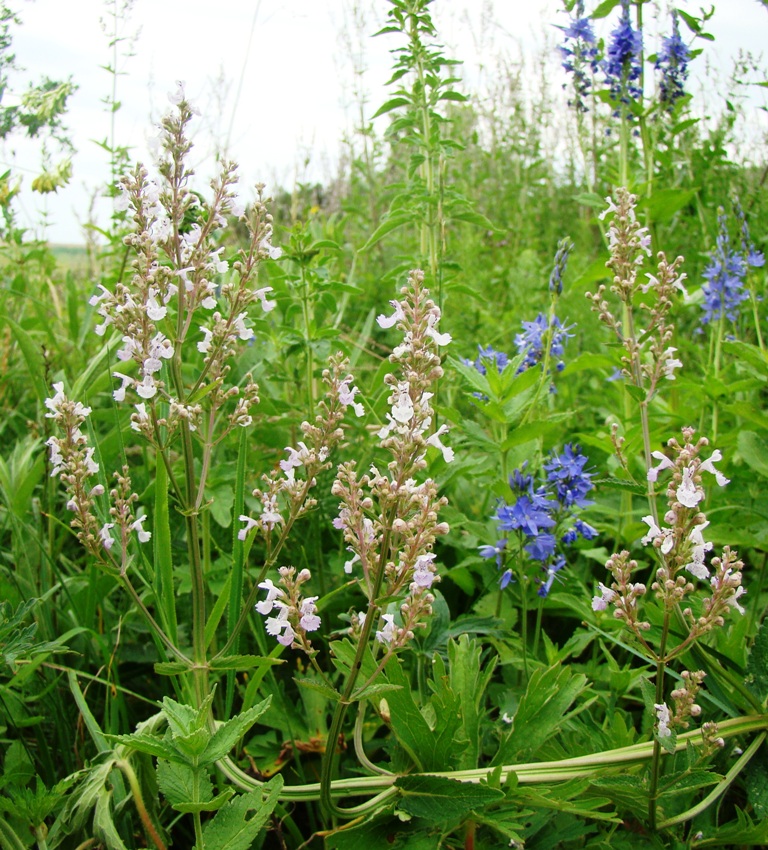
[93,787,129,850]
[294,677,342,702]
[395,775,503,822]
[197,776,283,850]
[156,759,214,809]
[494,664,590,763]
[201,697,271,764]
[738,432,768,479]
[361,212,415,252]
[637,188,698,223]
[106,733,180,763]
[372,96,411,118]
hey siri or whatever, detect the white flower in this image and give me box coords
[299,597,321,632]
[131,403,151,433]
[233,312,254,342]
[700,450,730,486]
[377,300,405,329]
[339,381,364,417]
[685,523,712,580]
[426,424,454,463]
[592,582,616,611]
[661,347,683,380]
[260,496,283,530]
[146,293,167,321]
[255,578,284,615]
[280,442,310,473]
[112,371,133,402]
[209,247,229,274]
[425,313,451,346]
[655,703,672,738]
[260,238,282,260]
[375,613,397,645]
[391,384,414,424]
[99,522,115,550]
[641,515,661,545]
[168,80,186,105]
[677,465,702,508]
[412,554,436,588]
[238,514,259,541]
[197,326,213,354]
[344,551,360,575]
[647,451,675,482]
[255,286,276,313]
[132,515,152,543]
[726,586,746,615]
[136,375,158,399]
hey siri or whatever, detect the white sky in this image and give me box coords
[3,0,767,244]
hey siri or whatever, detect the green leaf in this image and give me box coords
[106,733,180,763]
[395,775,504,822]
[294,677,342,702]
[723,339,768,377]
[156,759,215,809]
[197,776,283,850]
[590,0,621,20]
[361,212,415,252]
[93,786,129,850]
[201,698,271,764]
[746,621,768,702]
[637,188,698,223]
[208,654,283,673]
[738,431,768,479]
[372,96,411,118]
[5,317,49,405]
[494,664,590,763]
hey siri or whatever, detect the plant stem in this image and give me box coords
[647,608,671,829]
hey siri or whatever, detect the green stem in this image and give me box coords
[648,608,671,830]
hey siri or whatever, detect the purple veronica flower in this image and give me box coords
[538,555,567,598]
[469,344,509,376]
[496,494,556,538]
[515,314,574,374]
[558,1,600,113]
[734,198,765,270]
[655,12,690,109]
[701,210,750,325]
[544,443,595,508]
[602,0,643,110]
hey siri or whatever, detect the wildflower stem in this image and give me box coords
[656,732,766,829]
[647,609,671,830]
[114,759,168,850]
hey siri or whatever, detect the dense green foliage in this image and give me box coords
[1,1,767,848]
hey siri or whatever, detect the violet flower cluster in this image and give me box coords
[557,1,599,113]
[701,207,764,326]
[602,0,643,111]
[655,12,690,110]
[480,445,597,597]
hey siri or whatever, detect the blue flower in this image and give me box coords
[558,1,600,113]
[479,539,507,568]
[515,314,574,374]
[470,344,509,376]
[525,533,557,562]
[701,210,750,325]
[496,494,555,538]
[602,0,643,111]
[655,12,690,110]
[734,198,765,270]
[544,443,595,508]
[538,555,567,598]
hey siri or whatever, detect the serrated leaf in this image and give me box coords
[201,698,271,764]
[395,775,503,822]
[494,664,590,763]
[197,776,283,850]
[105,733,180,763]
[156,759,214,809]
[154,661,190,676]
[294,677,341,702]
[208,654,283,672]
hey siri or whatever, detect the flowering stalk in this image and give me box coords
[317,269,452,817]
[593,427,743,829]
[587,188,686,525]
